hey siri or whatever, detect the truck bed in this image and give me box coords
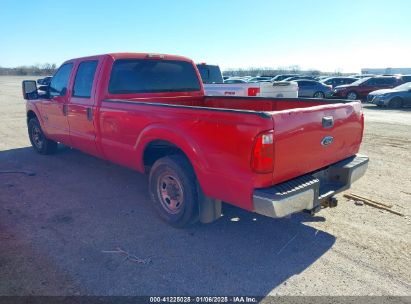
[101,96,363,210]
[119,95,343,111]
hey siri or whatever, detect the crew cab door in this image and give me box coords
[41,63,73,145]
[67,59,101,157]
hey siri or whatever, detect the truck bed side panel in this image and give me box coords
[98,101,274,210]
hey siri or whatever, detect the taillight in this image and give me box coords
[251,131,274,173]
[248,87,260,96]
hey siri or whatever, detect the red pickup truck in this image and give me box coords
[22,53,368,227]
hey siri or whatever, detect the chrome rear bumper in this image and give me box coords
[253,154,369,218]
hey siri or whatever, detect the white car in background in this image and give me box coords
[196,63,298,98]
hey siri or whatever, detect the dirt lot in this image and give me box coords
[0,76,410,296]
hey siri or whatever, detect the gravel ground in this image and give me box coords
[0,76,410,296]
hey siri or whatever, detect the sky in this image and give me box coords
[1,0,411,73]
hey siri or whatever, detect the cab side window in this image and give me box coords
[50,63,73,97]
[365,78,377,86]
[73,61,98,98]
[385,78,396,85]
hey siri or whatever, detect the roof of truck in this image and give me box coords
[64,53,194,63]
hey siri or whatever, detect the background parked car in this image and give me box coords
[316,75,331,81]
[224,78,247,84]
[368,82,411,108]
[282,76,316,82]
[294,80,333,98]
[400,75,411,83]
[196,64,224,84]
[36,76,52,96]
[333,76,403,100]
[247,77,272,83]
[259,74,276,78]
[36,76,52,86]
[321,77,358,89]
[349,74,376,79]
[271,74,300,81]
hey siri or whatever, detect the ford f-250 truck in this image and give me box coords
[22,53,368,227]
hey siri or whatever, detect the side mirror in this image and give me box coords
[22,80,38,100]
[60,87,67,96]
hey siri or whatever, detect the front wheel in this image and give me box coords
[28,118,57,154]
[388,97,403,109]
[149,155,199,228]
[346,91,358,100]
[313,91,325,98]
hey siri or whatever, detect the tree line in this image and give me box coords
[0,63,57,76]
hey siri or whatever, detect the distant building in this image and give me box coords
[361,68,411,75]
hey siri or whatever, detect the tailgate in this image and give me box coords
[271,101,364,184]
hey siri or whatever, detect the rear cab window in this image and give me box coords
[108,59,201,94]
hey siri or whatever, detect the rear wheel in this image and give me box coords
[313,91,325,98]
[28,118,57,155]
[346,91,358,100]
[149,155,199,228]
[388,97,403,109]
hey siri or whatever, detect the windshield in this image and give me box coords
[394,82,411,90]
[350,77,371,86]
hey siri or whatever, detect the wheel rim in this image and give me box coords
[347,92,357,100]
[31,124,44,149]
[157,173,184,214]
[314,92,324,98]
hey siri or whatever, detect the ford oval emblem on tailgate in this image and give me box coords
[321,136,334,146]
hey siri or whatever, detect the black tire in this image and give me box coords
[388,97,403,109]
[346,91,358,100]
[313,91,325,98]
[28,118,57,155]
[149,155,199,228]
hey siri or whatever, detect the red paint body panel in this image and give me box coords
[26,53,365,212]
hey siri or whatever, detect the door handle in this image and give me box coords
[62,104,68,116]
[87,108,93,121]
